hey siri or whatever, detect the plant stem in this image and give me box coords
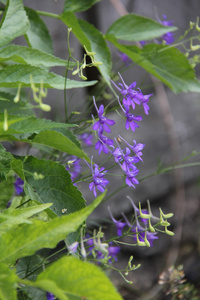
[36,10,60,19]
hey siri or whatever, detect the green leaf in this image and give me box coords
[108,40,200,93]
[78,19,112,86]
[0,263,17,300]
[0,115,76,136]
[34,256,122,300]
[61,12,91,50]
[23,156,86,215]
[64,0,101,13]
[0,0,29,47]
[25,7,53,54]
[0,175,14,209]
[0,64,97,89]
[0,45,72,68]
[0,192,105,264]
[0,203,53,232]
[0,144,13,175]
[31,130,90,161]
[106,13,177,42]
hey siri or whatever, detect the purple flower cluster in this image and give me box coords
[112,73,152,119]
[87,74,150,196]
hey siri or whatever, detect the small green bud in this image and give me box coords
[40,103,51,112]
[196,17,200,32]
[33,172,44,180]
[190,41,200,51]
[144,231,150,247]
[148,218,155,233]
[165,226,175,236]
[84,45,96,56]
[159,208,173,219]
[14,83,21,103]
[136,227,146,247]
[3,109,8,131]
[190,21,195,29]
[139,202,150,219]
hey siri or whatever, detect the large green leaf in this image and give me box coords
[34,256,122,300]
[61,12,91,50]
[0,45,73,68]
[64,0,101,12]
[23,156,86,215]
[0,0,29,47]
[31,130,89,161]
[78,19,112,86]
[25,7,53,54]
[107,39,200,93]
[0,115,76,135]
[0,114,76,134]
[0,192,105,264]
[0,203,52,232]
[106,13,177,42]
[0,263,17,300]
[0,64,97,89]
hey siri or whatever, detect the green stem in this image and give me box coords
[36,10,60,19]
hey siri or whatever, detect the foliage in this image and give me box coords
[0,0,200,299]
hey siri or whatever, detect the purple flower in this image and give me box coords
[111,73,152,115]
[46,292,54,300]
[79,132,93,146]
[112,147,124,163]
[119,136,145,161]
[95,134,114,154]
[121,147,140,172]
[108,206,126,236]
[93,97,115,134]
[124,106,142,132]
[14,177,24,195]
[66,156,81,182]
[97,242,120,263]
[68,241,79,254]
[85,160,109,197]
[118,52,131,66]
[160,14,174,44]
[140,40,146,46]
[124,167,139,188]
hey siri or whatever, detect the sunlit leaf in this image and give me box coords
[0,192,105,264]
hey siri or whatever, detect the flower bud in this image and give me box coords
[3,109,8,131]
[165,226,175,236]
[39,103,51,112]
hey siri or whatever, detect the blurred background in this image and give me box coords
[12,0,200,299]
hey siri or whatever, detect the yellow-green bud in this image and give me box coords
[190,41,200,51]
[136,227,146,247]
[165,226,175,236]
[3,109,8,131]
[14,83,21,103]
[139,202,150,219]
[40,103,51,112]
